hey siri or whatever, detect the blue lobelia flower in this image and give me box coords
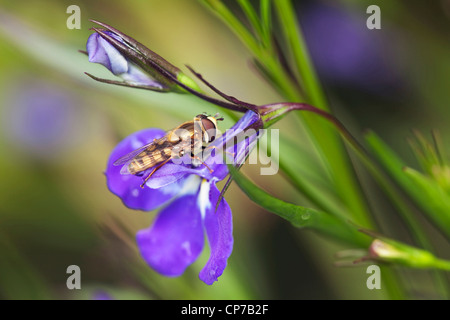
[87,20,345,285]
[105,111,259,285]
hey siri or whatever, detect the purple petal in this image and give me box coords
[219,110,259,141]
[122,65,167,90]
[199,183,233,285]
[106,128,181,211]
[87,33,128,75]
[136,185,204,276]
[195,110,260,180]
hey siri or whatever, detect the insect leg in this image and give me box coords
[203,145,236,167]
[191,155,214,174]
[205,145,236,157]
[140,158,171,189]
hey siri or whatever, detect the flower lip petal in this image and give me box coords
[199,183,233,285]
[136,181,204,277]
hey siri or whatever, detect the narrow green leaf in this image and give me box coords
[364,132,450,297]
[200,0,261,56]
[273,0,328,110]
[271,0,373,228]
[432,130,447,167]
[260,0,273,49]
[275,135,351,220]
[201,0,302,100]
[365,131,450,240]
[404,168,450,238]
[364,131,412,188]
[236,0,264,41]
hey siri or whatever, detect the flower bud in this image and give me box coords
[368,239,439,269]
[87,32,168,91]
[85,20,201,93]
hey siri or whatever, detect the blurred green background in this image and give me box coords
[0,0,449,299]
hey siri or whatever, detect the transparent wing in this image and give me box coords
[113,142,154,166]
[113,136,168,166]
[119,160,134,175]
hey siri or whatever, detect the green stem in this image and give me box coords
[279,159,349,220]
[434,259,450,271]
[229,165,371,247]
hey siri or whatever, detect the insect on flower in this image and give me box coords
[113,114,224,188]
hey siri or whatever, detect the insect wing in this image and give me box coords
[132,141,173,169]
[113,118,203,176]
[113,135,169,166]
[119,159,134,175]
[118,139,175,175]
[113,142,155,166]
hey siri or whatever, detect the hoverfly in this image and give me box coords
[113,114,224,188]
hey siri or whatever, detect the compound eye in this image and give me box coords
[201,118,216,142]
